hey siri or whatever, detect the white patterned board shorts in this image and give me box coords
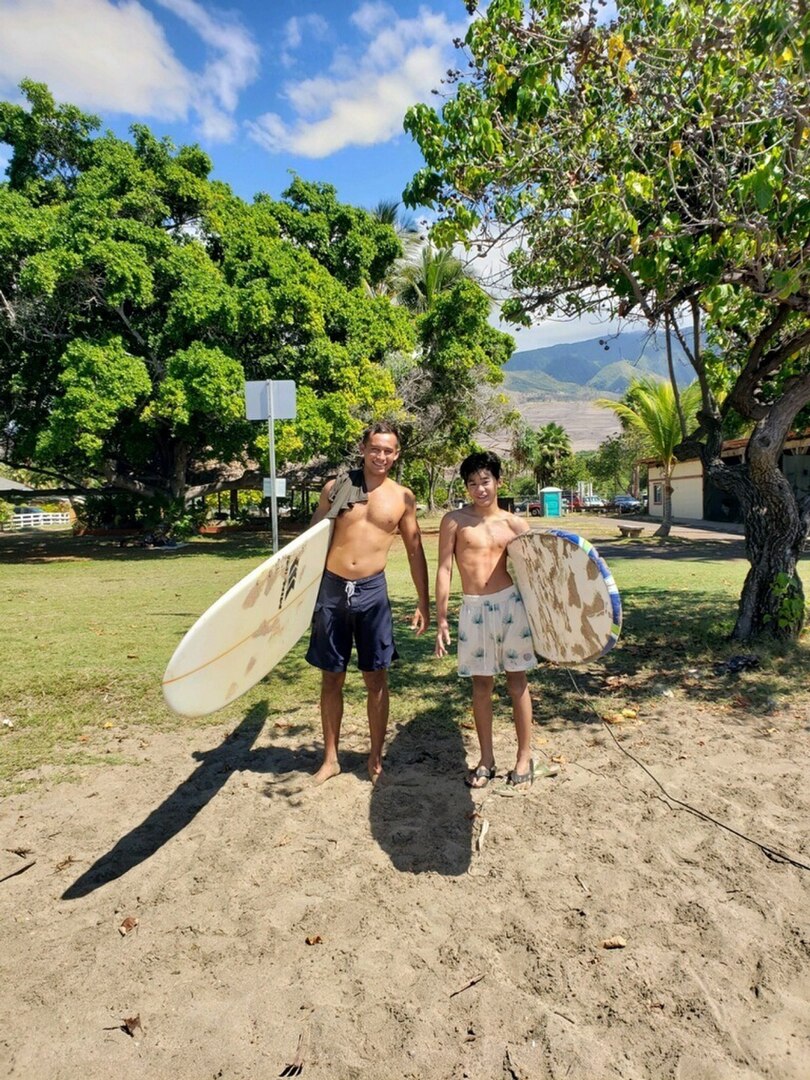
[457,583,538,677]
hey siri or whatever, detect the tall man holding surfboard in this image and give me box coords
[307,422,430,784]
[435,451,537,789]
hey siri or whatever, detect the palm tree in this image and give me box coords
[392,245,471,313]
[512,421,573,490]
[598,376,702,537]
[370,199,423,258]
[533,422,573,488]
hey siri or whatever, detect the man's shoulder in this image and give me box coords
[440,506,471,527]
[383,477,415,504]
[505,511,531,536]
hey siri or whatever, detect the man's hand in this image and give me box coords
[434,620,451,658]
[411,605,429,636]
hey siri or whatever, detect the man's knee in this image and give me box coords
[472,675,495,695]
[362,669,388,694]
[505,671,528,698]
[322,670,346,693]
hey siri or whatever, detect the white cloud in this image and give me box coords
[350,2,392,36]
[0,0,191,120]
[279,13,330,69]
[247,4,467,158]
[283,13,329,52]
[0,0,258,141]
[155,0,259,140]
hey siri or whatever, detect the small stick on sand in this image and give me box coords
[449,974,485,998]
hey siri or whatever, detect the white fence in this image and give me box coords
[8,512,71,529]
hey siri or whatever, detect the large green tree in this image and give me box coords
[0,83,412,505]
[405,0,810,640]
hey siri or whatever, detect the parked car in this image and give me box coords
[561,491,583,511]
[527,501,543,516]
[581,495,606,511]
[609,494,642,514]
[513,501,528,513]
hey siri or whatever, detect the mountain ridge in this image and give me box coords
[504,327,697,399]
[498,327,698,451]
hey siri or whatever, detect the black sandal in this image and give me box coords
[465,764,496,789]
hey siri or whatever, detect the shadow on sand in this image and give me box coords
[62,704,270,899]
[369,713,472,876]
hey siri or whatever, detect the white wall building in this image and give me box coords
[645,433,810,523]
[646,459,705,520]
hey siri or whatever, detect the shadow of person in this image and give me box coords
[61,703,268,900]
[369,713,472,876]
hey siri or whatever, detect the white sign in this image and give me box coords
[244,380,296,421]
[263,478,287,498]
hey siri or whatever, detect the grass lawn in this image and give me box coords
[1,521,808,794]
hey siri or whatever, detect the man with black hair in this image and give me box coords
[435,451,537,788]
[307,422,430,784]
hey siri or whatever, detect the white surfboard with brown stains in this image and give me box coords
[162,518,332,716]
[508,529,622,665]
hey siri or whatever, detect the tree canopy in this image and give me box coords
[0,83,416,503]
[1,83,517,514]
[404,0,810,639]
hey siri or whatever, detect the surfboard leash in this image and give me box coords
[564,669,810,874]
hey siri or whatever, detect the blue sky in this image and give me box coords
[0,0,622,348]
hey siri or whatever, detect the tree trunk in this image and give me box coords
[706,442,805,640]
[427,465,439,512]
[653,463,673,537]
[733,466,804,640]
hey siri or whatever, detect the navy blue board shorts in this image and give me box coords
[306,569,398,673]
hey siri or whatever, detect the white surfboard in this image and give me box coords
[508,528,622,665]
[162,518,332,717]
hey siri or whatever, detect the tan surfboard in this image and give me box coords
[508,528,622,665]
[162,519,332,717]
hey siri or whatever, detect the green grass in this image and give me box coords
[1,525,808,793]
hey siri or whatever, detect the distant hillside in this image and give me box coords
[504,327,698,398]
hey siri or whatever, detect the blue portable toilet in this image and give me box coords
[539,486,562,516]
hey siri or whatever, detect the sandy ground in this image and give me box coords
[2,664,809,1080]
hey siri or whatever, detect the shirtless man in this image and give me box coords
[307,422,430,784]
[435,451,537,788]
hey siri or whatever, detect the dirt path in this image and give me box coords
[2,681,808,1078]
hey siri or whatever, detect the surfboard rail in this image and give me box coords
[162,518,332,717]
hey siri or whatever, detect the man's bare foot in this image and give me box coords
[368,757,383,785]
[312,761,341,785]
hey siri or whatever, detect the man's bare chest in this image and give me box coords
[458,518,513,551]
[338,497,402,535]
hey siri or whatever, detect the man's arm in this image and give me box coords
[398,489,430,635]
[434,512,457,658]
[309,479,336,525]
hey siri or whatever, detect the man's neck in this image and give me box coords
[472,501,500,518]
[363,468,389,493]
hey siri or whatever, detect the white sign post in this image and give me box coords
[244,380,296,554]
